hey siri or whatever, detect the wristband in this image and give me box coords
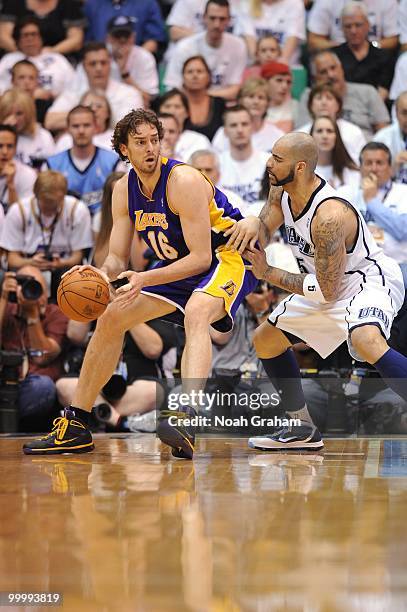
[303,274,328,304]
[26,317,40,326]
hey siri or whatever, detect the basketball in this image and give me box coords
[57,269,110,322]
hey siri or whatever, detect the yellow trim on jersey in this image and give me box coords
[195,248,246,317]
[165,161,185,216]
[209,198,236,234]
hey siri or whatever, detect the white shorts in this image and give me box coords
[268,260,405,359]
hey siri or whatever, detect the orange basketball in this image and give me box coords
[57,269,110,322]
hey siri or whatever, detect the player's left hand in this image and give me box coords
[114,270,144,309]
[243,246,269,280]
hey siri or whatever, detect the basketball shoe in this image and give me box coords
[157,406,196,459]
[248,421,324,451]
[23,408,94,455]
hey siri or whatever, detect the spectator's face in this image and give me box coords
[311,117,336,153]
[315,54,344,89]
[268,74,292,104]
[159,116,180,157]
[12,64,39,95]
[204,4,230,44]
[191,153,219,184]
[256,37,280,64]
[183,59,211,91]
[342,11,369,47]
[68,111,96,147]
[396,95,407,135]
[0,131,17,171]
[310,91,340,120]
[120,122,161,175]
[240,89,269,119]
[83,50,111,89]
[224,110,252,149]
[361,149,392,185]
[4,104,26,134]
[18,24,42,56]
[159,95,188,130]
[37,189,65,215]
[81,93,110,132]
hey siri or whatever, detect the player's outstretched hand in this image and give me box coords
[61,264,110,286]
[113,270,144,309]
[224,216,260,254]
[243,245,269,280]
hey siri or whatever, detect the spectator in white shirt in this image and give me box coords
[0,124,36,212]
[213,77,284,153]
[237,0,306,65]
[261,61,298,133]
[164,0,248,100]
[189,148,248,214]
[156,88,211,161]
[0,89,55,169]
[307,0,399,51]
[311,115,360,189]
[400,0,407,53]
[389,52,407,102]
[218,105,269,210]
[374,91,407,184]
[105,15,159,108]
[0,16,75,97]
[10,60,52,126]
[55,90,114,153]
[45,42,144,133]
[297,82,366,164]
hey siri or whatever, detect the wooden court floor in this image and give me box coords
[1,435,407,612]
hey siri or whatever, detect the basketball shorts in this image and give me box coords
[140,248,258,333]
[268,258,405,360]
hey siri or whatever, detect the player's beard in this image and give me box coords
[269,168,295,187]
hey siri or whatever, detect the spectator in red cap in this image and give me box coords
[260,61,298,133]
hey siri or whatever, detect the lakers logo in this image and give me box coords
[220,280,236,296]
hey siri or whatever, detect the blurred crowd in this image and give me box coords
[1,0,407,434]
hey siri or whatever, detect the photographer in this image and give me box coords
[0,266,68,430]
[0,170,93,299]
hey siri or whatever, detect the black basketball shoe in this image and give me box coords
[157,406,196,459]
[248,421,324,451]
[23,409,94,455]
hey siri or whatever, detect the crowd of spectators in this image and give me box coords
[1,0,407,434]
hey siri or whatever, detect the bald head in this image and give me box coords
[275,132,318,173]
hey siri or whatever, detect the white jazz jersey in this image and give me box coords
[268,177,405,359]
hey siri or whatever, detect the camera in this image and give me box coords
[8,274,43,303]
[0,349,24,433]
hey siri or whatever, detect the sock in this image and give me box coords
[69,405,90,425]
[261,348,314,425]
[374,348,407,403]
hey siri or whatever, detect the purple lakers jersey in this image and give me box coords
[127,157,244,262]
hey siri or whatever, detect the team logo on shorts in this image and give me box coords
[220,280,236,296]
[358,306,389,328]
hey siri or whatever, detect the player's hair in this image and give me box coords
[222,104,251,123]
[204,0,230,15]
[80,90,112,130]
[34,171,67,198]
[359,141,392,165]
[0,88,36,136]
[67,104,96,126]
[238,77,271,111]
[94,171,126,262]
[82,42,108,61]
[13,15,42,43]
[307,83,343,118]
[311,116,359,183]
[182,55,212,88]
[112,108,164,161]
[11,59,39,78]
[0,124,17,143]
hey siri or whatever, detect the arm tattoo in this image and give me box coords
[264,268,307,295]
[258,186,284,247]
[313,212,347,301]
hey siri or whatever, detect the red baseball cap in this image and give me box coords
[260,61,291,79]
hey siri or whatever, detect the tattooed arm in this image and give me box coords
[311,200,347,302]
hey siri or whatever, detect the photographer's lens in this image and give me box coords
[21,278,43,300]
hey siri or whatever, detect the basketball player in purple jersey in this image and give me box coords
[23,109,257,458]
[226,131,406,451]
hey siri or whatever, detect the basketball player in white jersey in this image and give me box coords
[225,131,406,450]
